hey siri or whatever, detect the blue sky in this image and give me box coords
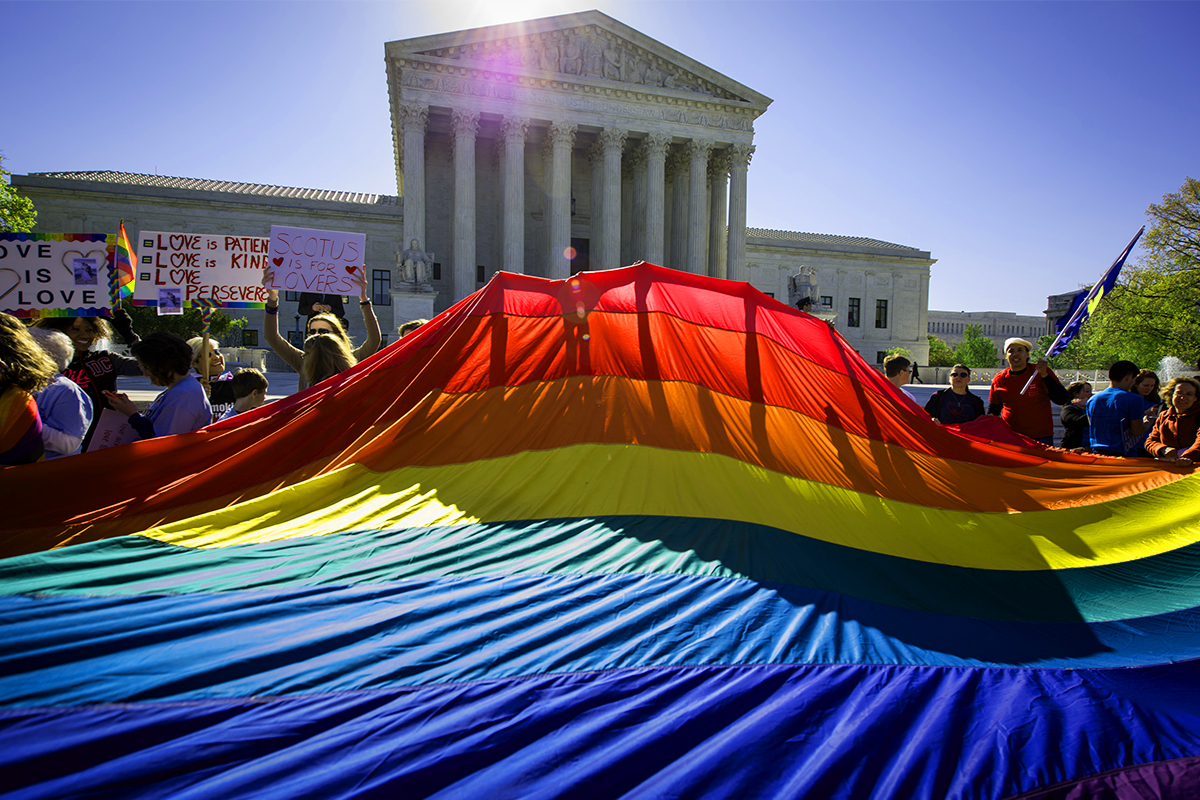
[2,0,1197,317]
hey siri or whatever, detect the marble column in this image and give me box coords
[451,108,480,301]
[669,146,689,271]
[707,150,730,279]
[589,141,604,271]
[629,144,648,262]
[543,122,577,279]
[686,140,713,275]
[500,116,529,274]
[726,144,755,283]
[598,128,626,272]
[399,103,429,259]
[643,133,670,265]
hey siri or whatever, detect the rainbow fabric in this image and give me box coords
[2,264,1199,799]
[112,222,136,302]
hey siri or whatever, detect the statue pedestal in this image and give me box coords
[391,284,438,329]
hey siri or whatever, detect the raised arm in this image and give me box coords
[261,271,304,374]
[351,268,381,361]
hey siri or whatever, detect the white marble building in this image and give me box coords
[13,11,936,364]
[927,309,1048,356]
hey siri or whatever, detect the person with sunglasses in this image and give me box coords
[186,337,235,423]
[261,268,381,391]
[924,364,985,425]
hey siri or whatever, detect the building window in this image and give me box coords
[372,269,391,305]
[242,329,259,347]
[820,295,832,307]
[847,297,861,328]
[764,292,775,299]
[876,351,887,364]
[284,291,300,302]
[875,299,888,329]
[432,262,441,281]
[476,265,486,284]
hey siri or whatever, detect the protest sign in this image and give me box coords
[0,233,115,317]
[266,225,365,295]
[86,408,139,451]
[132,232,272,310]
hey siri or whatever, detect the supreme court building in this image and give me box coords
[14,11,934,363]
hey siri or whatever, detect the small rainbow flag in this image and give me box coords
[111,221,136,302]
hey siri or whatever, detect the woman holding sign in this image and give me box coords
[262,268,380,391]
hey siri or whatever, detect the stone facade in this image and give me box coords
[387,10,772,313]
[927,309,1048,355]
[746,229,935,365]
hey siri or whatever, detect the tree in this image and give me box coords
[884,346,912,359]
[927,335,956,366]
[1,155,36,233]
[954,324,1000,367]
[118,301,247,345]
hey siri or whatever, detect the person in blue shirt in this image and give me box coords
[105,333,211,440]
[1086,360,1146,457]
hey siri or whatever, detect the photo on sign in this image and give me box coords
[73,257,99,287]
[158,287,183,315]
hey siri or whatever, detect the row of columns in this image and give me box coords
[398,103,754,298]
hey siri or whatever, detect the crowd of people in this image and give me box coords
[5,289,1198,467]
[886,338,1200,464]
[0,264,435,466]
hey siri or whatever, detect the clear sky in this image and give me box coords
[2,0,1197,317]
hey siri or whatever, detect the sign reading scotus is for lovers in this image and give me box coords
[265,226,366,295]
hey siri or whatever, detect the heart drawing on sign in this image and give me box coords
[0,268,20,302]
[272,257,284,267]
[60,249,110,275]
[169,270,190,285]
[345,266,358,275]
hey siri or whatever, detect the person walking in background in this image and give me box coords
[1086,360,1146,457]
[988,337,1069,445]
[924,364,983,425]
[1060,381,1093,450]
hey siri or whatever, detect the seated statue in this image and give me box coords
[398,239,434,284]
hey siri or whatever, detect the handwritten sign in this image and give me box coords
[0,233,115,317]
[132,232,272,309]
[267,225,365,294]
[86,408,138,451]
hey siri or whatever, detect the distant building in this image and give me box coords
[927,309,1047,356]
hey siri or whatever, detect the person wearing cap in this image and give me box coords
[988,337,1070,445]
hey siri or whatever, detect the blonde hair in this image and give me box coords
[300,334,356,387]
[1161,377,1200,410]
[0,313,59,393]
[306,313,352,347]
[185,336,220,366]
[28,328,74,371]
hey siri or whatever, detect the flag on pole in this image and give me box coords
[111,221,136,302]
[1046,226,1144,357]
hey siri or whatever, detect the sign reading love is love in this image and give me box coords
[0,233,116,318]
[266,225,365,295]
[132,232,273,310]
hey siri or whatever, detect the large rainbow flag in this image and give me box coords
[2,264,1199,799]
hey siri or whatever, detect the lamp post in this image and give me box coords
[294,313,301,345]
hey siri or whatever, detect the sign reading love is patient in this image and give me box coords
[266,225,365,295]
[0,233,116,318]
[132,232,272,310]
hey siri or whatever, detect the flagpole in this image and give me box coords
[1018,226,1144,395]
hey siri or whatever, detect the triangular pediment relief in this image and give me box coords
[389,11,770,109]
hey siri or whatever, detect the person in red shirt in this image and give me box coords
[988,337,1070,445]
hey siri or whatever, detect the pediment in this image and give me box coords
[388,11,771,109]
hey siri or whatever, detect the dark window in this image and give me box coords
[570,238,591,271]
[876,351,887,364]
[432,262,441,281]
[287,330,304,346]
[477,265,486,284]
[284,291,299,302]
[875,299,888,329]
[820,295,832,307]
[764,292,775,299]
[242,329,259,347]
[372,269,391,305]
[847,297,861,328]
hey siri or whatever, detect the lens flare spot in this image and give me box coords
[582,333,590,341]
[564,247,577,261]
